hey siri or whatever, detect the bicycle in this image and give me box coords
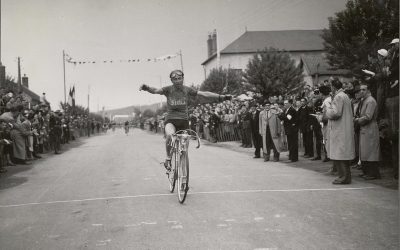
[164,129,200,203]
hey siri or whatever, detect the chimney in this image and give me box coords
[207,34,213,57]
[211,30,217,55]
[22,74,29,88]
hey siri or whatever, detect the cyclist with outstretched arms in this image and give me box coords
[140,69,231,171]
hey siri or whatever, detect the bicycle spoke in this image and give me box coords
[177,152,189,203]
[168,152,177,193]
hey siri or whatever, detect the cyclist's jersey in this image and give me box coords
[161,85,198,121]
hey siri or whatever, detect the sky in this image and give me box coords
[1,0,348,111]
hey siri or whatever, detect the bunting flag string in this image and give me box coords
[64,52,179,66]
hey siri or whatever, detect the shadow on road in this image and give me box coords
[0,176,28,190]
[0,137,90,190]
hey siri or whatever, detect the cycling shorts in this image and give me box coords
[165,119,189,132]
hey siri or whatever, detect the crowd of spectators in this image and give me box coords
[0,89,106,174]
[178,39,398,183]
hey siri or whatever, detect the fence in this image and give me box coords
[144,122,307,153]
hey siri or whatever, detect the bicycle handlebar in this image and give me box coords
[173,129,201,149]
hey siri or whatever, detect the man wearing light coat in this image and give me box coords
[259,102,282,162]
[326,79,355,184]
[355,85,381,180]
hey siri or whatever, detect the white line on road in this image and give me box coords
[0,187,376,208]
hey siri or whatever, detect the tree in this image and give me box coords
[200,67,244,95]
[244,47,304,98]
[322,0,399,75]
[59,102,103,121]
[142,109,155,118]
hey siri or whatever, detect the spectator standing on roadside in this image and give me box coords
[386,38,399,179]
[319,85,332,163]
[355,84,381,180]
[279,99,298,162]
[326,78,355,184]
[22,112,34,161]
[310,91,323,161]
[250,104,262,158]
[238,106,251,148]
[208,109,220,143]
[86,117,91,137]
[298,98,313,158]
[49,111,62,154]
[264,104,282,162]
[259,102,281,162]
[2,105,30,164]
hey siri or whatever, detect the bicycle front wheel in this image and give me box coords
[177,152,189,203]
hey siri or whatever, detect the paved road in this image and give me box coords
[0,129,398,250]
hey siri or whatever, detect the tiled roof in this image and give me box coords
[2,81,41,102]
[22,86,41,102]
[202,29,325,65]
[222,29,325,53]
[301,54,351,76]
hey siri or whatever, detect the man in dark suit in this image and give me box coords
[250,104,262,158]
[49,111,62,154]
[310,96,323,161]
[279,99,298,162]
[240,106,253,148]
[298,98,313,158]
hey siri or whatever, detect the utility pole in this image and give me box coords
[63,50,66,104]
[17,57,22,92]
[0,1,5,88]
[159,75,163,108]
[87,85,90,114]
[179,49,184,73]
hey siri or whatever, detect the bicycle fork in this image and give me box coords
[178,140,189,186]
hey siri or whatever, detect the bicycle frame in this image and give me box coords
[170,129,201,152]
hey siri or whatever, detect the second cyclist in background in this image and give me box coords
[124,120,130,135]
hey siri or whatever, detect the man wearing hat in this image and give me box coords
[250,103,262,158]
[259,101,282,162]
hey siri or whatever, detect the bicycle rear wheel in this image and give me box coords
[168,151,177,193]
[177,152,189,203]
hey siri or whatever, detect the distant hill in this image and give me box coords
[96,102,165,117]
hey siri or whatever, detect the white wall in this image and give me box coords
[203,51,323,81]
